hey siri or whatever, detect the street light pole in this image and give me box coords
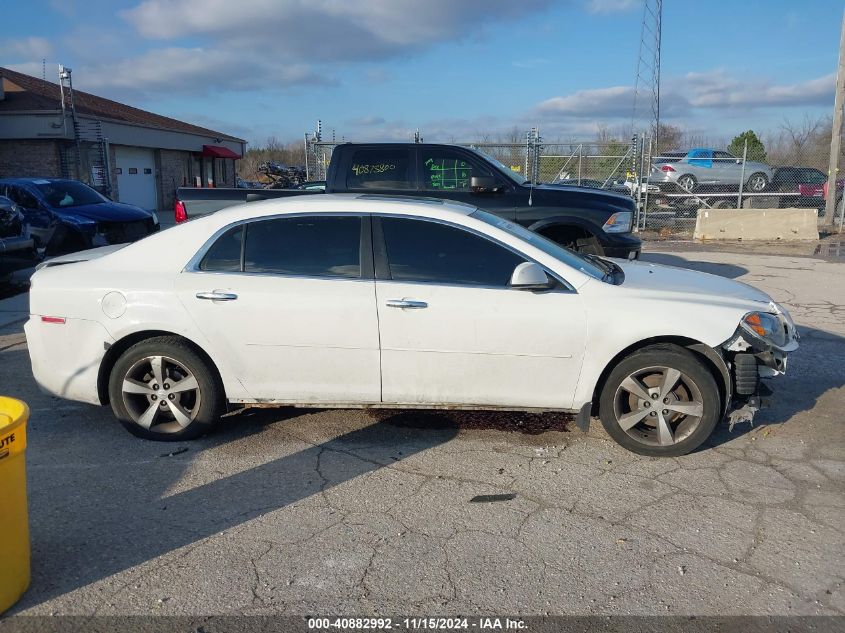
[825,10,845,229]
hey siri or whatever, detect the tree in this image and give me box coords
[728,130,768,163]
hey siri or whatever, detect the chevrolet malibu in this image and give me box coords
[24,195,798,456]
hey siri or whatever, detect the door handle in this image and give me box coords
[386,299,428,309]
[196,291,238,301]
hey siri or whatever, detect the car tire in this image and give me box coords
[747,173,769,192]
[676,175,696,192]
[598,344,721,457]
[108,336,225,441]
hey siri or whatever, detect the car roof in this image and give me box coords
[207,193,479,224]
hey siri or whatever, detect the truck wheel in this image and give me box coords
[539,226,604,255]
[598,344,720,457]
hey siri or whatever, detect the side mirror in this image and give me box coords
[470,175,497,193]
[509,262,554,290]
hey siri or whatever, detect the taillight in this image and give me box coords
[661,165,676,173]
[174,199,187,224]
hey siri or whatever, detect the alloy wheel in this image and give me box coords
[121,355,202,433]
[612,365,705,447]
[748,175,767,191]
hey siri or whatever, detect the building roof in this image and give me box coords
[0,66,245,143]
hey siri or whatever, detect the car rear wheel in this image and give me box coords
[108,336,224,440]
[747,173,769,192]
[598,345,720,457]
[676,174,696,192]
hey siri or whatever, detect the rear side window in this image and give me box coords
[200,226,243,271]
[381,217,525,286]
[346,149,412,190]
[243,216,361,278]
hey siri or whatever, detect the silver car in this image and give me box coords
[652,148,773,192]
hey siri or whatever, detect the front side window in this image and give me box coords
[420,150,491,192]
[244,216,361,278]
[381,217,525,286]
[346,149,412,190]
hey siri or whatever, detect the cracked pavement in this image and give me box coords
[0,246,842,617]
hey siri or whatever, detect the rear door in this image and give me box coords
[176,213,381,402]
[416,147,517,219]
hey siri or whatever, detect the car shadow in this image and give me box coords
[640,252,748,279]
[11,401,458,610]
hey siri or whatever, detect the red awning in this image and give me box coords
[201,144,241,159]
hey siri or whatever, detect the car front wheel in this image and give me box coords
[598,345,720,457]
[108,336,224,440]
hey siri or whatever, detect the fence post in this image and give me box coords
[304,134,310,181]
[577,144,582,184]
[642,136,653,231]
[737,139,748,208]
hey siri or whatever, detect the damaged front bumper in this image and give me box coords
[720,305,799,428]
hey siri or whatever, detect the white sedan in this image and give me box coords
[24,195,798,456]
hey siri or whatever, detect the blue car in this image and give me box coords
[0,178,160,255]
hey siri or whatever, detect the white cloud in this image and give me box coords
[122,0,553,61]
[584,0,641,15]
[534,71,835,127]
[0,37,53,60]
[678,70,834,109]
[537,86,636,118]
[68,47,329,98]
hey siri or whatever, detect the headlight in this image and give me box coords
[741,311,788,348]
[602,211,632,233]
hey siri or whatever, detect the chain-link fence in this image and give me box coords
[302,126,845,240]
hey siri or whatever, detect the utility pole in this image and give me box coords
[825,9,845,228]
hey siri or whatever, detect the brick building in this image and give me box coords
[0,66,245,213]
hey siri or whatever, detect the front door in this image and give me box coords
[374,216,586,409]
[176,214,381,402]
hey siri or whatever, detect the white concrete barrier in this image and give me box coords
[693,208,819,241]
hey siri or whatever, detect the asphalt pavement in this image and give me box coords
[0,245,842,617]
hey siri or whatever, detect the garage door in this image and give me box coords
[115,146,157,211]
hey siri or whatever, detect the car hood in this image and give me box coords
[51,201,152,222]
[613,258,773,308]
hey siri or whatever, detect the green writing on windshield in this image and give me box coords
[425,158,471,190]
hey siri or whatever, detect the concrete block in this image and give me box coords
[693,208,819,241]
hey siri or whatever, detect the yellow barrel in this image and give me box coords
[0,397,30,614]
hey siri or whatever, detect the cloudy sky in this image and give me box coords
[1,0,841,145]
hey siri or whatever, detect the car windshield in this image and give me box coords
[470,209,607,281]
[466,148,530,185]
[34,180,107,208]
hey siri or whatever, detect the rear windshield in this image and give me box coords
[34,181,107,207]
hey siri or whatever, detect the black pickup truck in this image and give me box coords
[176,143,641,258]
